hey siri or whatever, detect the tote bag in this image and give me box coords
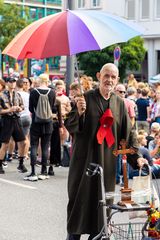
[130,167,159,218]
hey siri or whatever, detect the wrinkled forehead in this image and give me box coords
[100,65,119,77]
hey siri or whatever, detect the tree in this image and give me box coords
[78,36,146,81]
[0,0,30,51]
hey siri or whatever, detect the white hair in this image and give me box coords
[100,63,119,76]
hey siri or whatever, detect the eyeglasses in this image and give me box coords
[118,90,126,94]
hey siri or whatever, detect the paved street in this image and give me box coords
[0,159,155,240]
[0,159,69,240]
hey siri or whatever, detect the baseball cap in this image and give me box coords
[7,77,18,83]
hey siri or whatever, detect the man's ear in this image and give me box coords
[96,72,100,81]
[116,77,120,84]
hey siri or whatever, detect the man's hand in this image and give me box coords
[10,106,18,112]
[10,106,22,113]
[137,157,148,168]
[75,96,86,116]
[16,106,23,112]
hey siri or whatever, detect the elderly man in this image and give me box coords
[65,63,147,240]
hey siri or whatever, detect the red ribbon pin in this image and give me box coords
[97,109,115,148]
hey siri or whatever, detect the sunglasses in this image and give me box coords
[118,90,126,94]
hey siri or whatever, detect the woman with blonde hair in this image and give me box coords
[127,73,138,89]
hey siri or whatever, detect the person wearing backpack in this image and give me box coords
[24,74,55,181]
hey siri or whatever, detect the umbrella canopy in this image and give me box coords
[2,9,144,60]
[149,74,160,84]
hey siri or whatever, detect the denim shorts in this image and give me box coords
[20,115,31,136]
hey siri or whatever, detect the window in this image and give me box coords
[78,0,85,8]
[29,7,44,20]
[126,0,135,20]
[26,0,43,3]
[156,0,160,18]
[47,0,62,5]
[92,0,100,7]
[141,0,149,19]
[47,8,60,15]
[37,8,44,19]
[30,8,36,20]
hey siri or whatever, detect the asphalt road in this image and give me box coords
[0,159,69,240]
[0,159,154,240]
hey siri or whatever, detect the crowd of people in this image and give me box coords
[0,72,98,179]
[0,64,160,239]
[0,69,160,181]
[114,74,160,183]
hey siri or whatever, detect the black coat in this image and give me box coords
[64,89,140,235]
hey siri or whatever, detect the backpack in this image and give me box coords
[34,88,53,123]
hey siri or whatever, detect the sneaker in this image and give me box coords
[54,163,61,168]
[7,156,13,162]
[48,166,55,176]
[36,160,41,167]
[0,165,5,174]
[6,154,13,162]
[24,174,38,181]
[17,164,28,173]
[13,151,19,159]
[38,173,50,180]
[2,161,8,168]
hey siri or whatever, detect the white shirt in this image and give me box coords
[18,91,30,117]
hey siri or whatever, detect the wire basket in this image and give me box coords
[110,222,145,240]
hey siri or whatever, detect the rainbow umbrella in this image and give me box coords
[2,10,144,60]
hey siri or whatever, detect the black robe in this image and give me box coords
[64,89,140,235]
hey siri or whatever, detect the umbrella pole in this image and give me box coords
[1,53,3,78]
[74,55,83,95]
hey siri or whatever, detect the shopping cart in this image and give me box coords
[86,163,152,240]
[110,222,146,240]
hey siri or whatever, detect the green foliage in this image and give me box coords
[0,0,30,50]
[78,36,146,81]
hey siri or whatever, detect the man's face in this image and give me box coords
[8,80,16,90]
[23,79,30,91]
[115,85,126,99]
[56,85,64,95]
[97,66,119,94]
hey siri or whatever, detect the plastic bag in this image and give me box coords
[129,166,159,219]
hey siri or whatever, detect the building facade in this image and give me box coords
[4,0,62,20]
[74,0,160,82]
[4,0,62,75]
[4,0,160,81]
